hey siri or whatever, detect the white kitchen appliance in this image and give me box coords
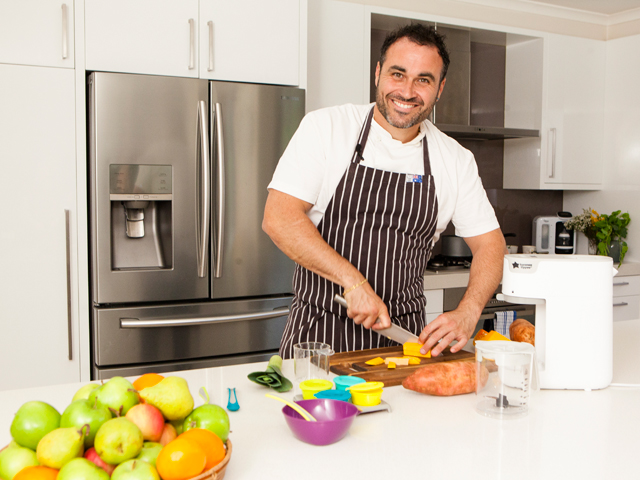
[498,254,614,390]
[532,213,576,254]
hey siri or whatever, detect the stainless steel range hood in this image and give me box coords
[433,25,539,141]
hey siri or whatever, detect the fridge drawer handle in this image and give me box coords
[213,102,225,278]
[188,18,195,69]
[207,21,214,71]
[613,282,630,287]
[65,209,73,360]
[613,302,629,308]
[196,100,210,278]
[119,307,290,328]
[61,4,69,59]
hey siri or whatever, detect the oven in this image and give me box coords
[443,287,536,337]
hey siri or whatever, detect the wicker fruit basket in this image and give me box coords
[188,439,233,480]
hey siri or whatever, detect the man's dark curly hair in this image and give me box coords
[379,23,450,84]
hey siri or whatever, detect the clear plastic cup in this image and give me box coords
[293,342,334,394]
[475,340,536,419]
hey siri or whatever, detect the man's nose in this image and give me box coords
[398,79,416,99]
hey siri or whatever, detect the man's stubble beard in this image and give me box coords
[375,87,437,130]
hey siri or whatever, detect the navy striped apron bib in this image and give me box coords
[280,107,439,359]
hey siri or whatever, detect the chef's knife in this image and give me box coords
[333,294,419,345]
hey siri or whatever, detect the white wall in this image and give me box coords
[563,34,640,262]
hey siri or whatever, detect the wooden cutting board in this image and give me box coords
[330,346,475,387]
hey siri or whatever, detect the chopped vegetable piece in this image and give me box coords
[481,330,510,342]
[365,357,385,366]
[405,356,421,365]
[402,342,431,358]
[384,357,410,366]
[473,329,489,345]
[388,362,396,369]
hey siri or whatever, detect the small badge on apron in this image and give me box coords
[406,174,422,183]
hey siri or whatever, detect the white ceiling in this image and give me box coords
[530,0,640,16]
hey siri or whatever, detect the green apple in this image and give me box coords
[111,459,160,480]
[183,404,230,443]
[61,399,113,448]
[10,400,61,450]
[135,442,163,467]
[88,377,139,416]
[58,457,110,480]
[72,383,101,402]
[0,444,38,480]
[94,417,143,465]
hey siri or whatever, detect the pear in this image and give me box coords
[89,377,139,415]
[138,377,194,421]
[36,424,88,469]
[72,383,101,402]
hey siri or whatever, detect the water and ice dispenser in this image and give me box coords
[109,164,173,270]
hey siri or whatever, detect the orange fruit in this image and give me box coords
[156,437,206,480]
[133,373,164,391]
[178,428,226,470]
[13,466,59,480]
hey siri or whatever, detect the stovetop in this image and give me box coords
[426,254,472,272]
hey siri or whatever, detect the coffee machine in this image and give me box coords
[532,212,576,254]
[498,254,615,390]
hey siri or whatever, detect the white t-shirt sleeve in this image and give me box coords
[451,147,500,238]
[267,111,327,205]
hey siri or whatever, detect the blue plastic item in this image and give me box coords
[227,387,240,411]
[313,389,351,402]
[333,376,366,391]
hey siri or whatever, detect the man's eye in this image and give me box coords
[392,72,403,78]
[418,78,431,84]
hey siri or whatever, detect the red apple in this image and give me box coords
[125,404,164,442]
[159,423,177,446]
[84,447,116,475]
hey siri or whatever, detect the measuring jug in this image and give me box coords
[293,342,334,393]
[475,340,536,419]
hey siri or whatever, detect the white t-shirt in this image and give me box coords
[268,103,499,242]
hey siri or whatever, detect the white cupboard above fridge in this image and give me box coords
[503,34,605,190]
[85,0,300,86]
[0,0,74,68]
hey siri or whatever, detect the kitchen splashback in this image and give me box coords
[431,138,563,256]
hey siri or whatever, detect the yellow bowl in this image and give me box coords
[348,381,384,407]
[299,379,333,400]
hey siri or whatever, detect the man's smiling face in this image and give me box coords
[374,37,446,142]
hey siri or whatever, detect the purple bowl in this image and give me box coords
[282,399,359,446]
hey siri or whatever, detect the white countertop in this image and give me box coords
[2,320,640,480]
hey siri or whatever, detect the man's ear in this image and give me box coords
[437,77,447,100]
[374,62,381,87]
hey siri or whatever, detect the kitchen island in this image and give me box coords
[2,320,640,480]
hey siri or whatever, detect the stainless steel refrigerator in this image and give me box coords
[88,72,304,379]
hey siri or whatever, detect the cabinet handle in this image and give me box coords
[65,209,73,360]
[61,4,69,60]
[188,18,195,69]
[547,127,556,178]
[207,21,214,71]
[613,302,629,307]
[613,282,630,286]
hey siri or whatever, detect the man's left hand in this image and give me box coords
[417,307,476,356]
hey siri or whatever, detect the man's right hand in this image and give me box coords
[343,281,391,330]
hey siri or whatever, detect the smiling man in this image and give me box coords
[263,24,506,359]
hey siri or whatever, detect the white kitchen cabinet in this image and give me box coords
[85,0,199,78]
[613,275,640,322]
[424,289,444,324]
[0,64,80,390]
[504,34,605,190]
[199,0,300,86]
[0,0,74,68]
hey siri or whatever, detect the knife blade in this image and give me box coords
[333,294,420,345]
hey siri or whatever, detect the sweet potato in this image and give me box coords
[510,318,535,346]
[402,360,488,396]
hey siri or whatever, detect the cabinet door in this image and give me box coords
[0,64,79,390]
[0,0,74,68]
[199,0,299,85]
[85,0,199,77]
[542,35,605,187]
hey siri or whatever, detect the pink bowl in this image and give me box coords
[282,399,359,446]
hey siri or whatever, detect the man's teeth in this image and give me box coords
[392,99,414,110]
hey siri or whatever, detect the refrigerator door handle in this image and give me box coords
[119,307,290,328]
[213,102,225,278]
[196,100,210,278]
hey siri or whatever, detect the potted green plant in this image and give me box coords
[565,208,630,264]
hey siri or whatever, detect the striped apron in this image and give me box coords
[279,107,439,359]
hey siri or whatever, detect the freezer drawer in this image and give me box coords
[93,296,291,367]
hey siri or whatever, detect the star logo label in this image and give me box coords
[512,262,520,269]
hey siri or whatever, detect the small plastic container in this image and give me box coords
[299,379,333,400]
[333,375,366,391]
[347,381,384,407]
[314,389,351,402]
